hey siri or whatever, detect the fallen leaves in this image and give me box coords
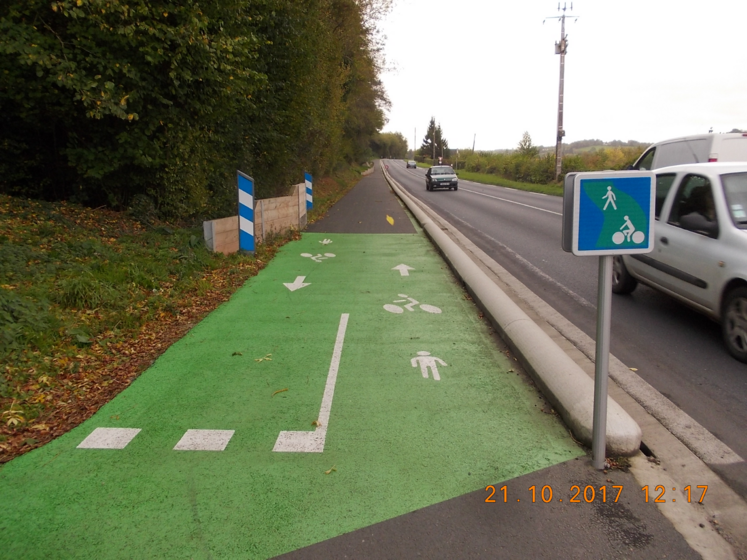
[271,388,288,398]
[324,465,336,475]
[254,354,272,362]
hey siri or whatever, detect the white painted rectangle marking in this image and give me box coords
[77,428,141,449]
[173,429,235,451]
[238,189,253,209]
[273,313,349,453]
[239,215,254,236]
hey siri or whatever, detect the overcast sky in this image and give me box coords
[377,0,747,152]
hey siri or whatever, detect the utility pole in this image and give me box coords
[545,2,578,181]
[472,133,476,152]
[414,128,416,159]
[432,129,436,164]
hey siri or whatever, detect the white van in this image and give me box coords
[631,132,747,170]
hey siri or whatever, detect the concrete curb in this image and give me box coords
[382,166,642,456]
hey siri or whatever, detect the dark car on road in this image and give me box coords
[406,160,417,168]
[425,165,458,191]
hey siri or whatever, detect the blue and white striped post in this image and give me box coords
[238,170,255,253]
[304,172,313,210]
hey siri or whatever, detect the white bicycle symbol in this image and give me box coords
[612,215,645,245]
[384,294,442,314]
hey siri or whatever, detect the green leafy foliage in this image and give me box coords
[371,132,408,159]
[0,0,389,220]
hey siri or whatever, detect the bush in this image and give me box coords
[0,289,58,356]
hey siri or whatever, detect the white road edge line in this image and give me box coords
[273,313,349,453]
[461,187,561,216]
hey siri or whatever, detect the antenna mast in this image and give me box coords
[545,2,579,181]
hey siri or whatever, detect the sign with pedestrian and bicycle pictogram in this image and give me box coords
[562,171,655,256]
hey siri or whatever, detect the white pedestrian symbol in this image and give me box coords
[301,252,335,262]
[319,239,333,245]
[411,351,446,381]
[612,215,645,245]
[602,186,617,210]
[384,294,442,314]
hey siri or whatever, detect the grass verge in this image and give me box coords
[455,170,563,196]
[0,166,361,463]
[412,162,562,196]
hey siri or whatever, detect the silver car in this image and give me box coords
[612,163,747,362]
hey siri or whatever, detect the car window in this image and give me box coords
[721,172,747,229]
[654,173,676,219]
[635,148,655,170]
[667,174,718,237]
[657,139,708,167]
[431,167,453,175]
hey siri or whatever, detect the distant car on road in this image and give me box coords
[631,133,747,170]
[425,165,458,191]
[612,162,747,362]
[406,160,417,168]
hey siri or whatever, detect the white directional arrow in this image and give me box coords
[392,264,415,277]
[284,276,311,292]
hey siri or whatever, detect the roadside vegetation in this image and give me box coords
[0,167,363,464]
[414,131,647,195]
[1,0,390,221]
[452,170,563,196]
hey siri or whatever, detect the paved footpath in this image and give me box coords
[0,163,702,559]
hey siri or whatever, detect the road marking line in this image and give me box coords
[273,313,349,453]
[461,188,561,216]
[173,429,235,451]
[77,427,141,449]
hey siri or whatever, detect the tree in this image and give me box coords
[371,132,408,159]
[419,117,449,162]
[517,132,539,158]
[0,0,392,220]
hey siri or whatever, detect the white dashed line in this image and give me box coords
[77,428,141,449]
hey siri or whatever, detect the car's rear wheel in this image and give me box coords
[722,286,747,363]
[454,185,458,191]
[611,256,637,294]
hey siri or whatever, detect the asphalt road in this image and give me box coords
[386,160,747,488]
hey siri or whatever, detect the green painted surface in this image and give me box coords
[0,233,582,559]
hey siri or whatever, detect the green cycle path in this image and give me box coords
[0,163,700,559]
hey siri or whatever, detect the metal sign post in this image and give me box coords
[562,170,655,469]
[593,255,612,469]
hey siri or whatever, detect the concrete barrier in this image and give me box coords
[203,216,239,255]
[382,166,642,456]
[203,183,307,253]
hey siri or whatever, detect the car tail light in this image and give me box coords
[709,153,718,162]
